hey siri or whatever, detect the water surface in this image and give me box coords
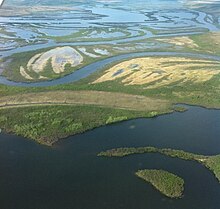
[0,106,220,209]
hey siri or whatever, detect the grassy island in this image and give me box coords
[98,146,220,183]
[136,169,184,198]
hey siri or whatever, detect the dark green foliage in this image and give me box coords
[0,105,150,145]
[206,155,220,182]
[98,146,220,183]
[136,169,184,198]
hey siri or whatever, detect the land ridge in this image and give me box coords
[0,90,170,112]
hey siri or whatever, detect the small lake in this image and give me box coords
[0,105,220,209]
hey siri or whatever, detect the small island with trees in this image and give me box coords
[136,169,184,198]
[98,146,220,183]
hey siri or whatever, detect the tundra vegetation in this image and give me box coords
[1,32,220,144]
[92,57,220,88]
[2,47,84,82]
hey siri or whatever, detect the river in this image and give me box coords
[1,51,220,87]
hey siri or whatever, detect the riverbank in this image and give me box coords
[0,104,172,146]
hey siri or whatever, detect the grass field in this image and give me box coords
[156,32,220,56]
[191,32,220,55]
[0,90,170,112]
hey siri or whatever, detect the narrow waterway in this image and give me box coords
[1,51,220,87]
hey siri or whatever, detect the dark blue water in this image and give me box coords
[0,105,220,209]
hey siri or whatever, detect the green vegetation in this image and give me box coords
[1,32,220,145]
[1,49,220,146]
[1,48,54,82]
[191,32,220,56]
[79,54,220,109]
[106,116,128,124]
[98,146,220,183]
[2,60,220,111]
[1,46,105,82]
[0,105,160,146]
[0,89,172,144]
[136,169,184,198]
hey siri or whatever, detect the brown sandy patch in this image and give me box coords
[93,57,220,89]
[0,90,170,112]
[19,66,33,80]
[19,46,83,79]
[208,32,220,45]
[157,36,198,48]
